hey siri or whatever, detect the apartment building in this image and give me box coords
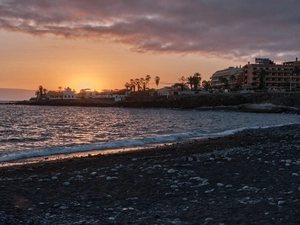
[210,66,242,88]
[242,58,300,91]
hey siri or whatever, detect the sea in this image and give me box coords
[0,104,299,164]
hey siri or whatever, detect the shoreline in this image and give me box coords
[1,122,298,167]
[1,124,300,224]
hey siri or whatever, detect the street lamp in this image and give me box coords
[290,72,292,92]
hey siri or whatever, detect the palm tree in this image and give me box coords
[229,75,236,88]
[192,73,201,90]
[35,90,40,99]
[145,75,151,89]
[135,78,141,91]
[43,88,47,96]
[178,76,187,91]
[140,78,147,91]
[202,80,211,91]
[258,69,266,90]
[187,76,194,90]
[39,85,43,97]
[155,76,160,89]
[130,79,135,92]
[124,82,130,90]
[218,77,229,89]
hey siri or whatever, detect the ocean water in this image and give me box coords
[0,105,299,163]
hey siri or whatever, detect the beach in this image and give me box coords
[0,124,300,224]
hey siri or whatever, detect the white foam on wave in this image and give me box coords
[0,122,298,163]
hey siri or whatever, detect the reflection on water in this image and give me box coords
[0,105,299,162]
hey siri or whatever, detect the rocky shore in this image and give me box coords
[1,124,300,224]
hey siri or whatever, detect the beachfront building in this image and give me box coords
[210,66,242,88]
[45,87,77,100]
[157,87,179,97]
[242,58,300,91]
[63,87,77,99]
[47,91,63,100]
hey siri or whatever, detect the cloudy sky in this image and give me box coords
[0,0,299,92]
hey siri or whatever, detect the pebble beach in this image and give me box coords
[1,124,300,224]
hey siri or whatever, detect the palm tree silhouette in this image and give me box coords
[155,76,160,90]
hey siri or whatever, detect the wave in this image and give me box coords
[0,122,298,163]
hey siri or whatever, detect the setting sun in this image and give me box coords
[69,76,102,92]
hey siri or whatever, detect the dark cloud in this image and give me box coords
[1,0,300,60]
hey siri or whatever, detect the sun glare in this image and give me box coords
[70,76,101,92]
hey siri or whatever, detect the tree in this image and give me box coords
[43,88,47,96]
[178,76,187,91]
[202,80,211,91]
[39,85,43,97]
[218,77,229,89]
[140,78,147,91]
[35,85,44,100]
[187,76,194,90]
[35,90,40,99]
[229,75,236,87]
[145,75,151,89]
[124,82,130,90]
[130,79,136,92]
[258,69,266,90]
[192,73,201,90]
[135,78,141,91]
[155,76,160,89]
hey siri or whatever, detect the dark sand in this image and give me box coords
[0,124,300,224]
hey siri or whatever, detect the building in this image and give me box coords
[46,87,77,100]
[242,58,300,91]
[47,91,63,100]
[210,66,242,88]
[157,87,179,96]
[62,87,77,99]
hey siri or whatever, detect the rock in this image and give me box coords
[205,217,214,223]
[278,200,285,205]
[167,169,176,174]
[217,183,224,187]
[106,176,118,180]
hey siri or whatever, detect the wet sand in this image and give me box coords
[0,124,300,224]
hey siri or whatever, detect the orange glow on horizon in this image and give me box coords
[68,75,102,92]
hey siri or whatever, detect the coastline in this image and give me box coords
[13,92,300,114]
[1,124,300,224]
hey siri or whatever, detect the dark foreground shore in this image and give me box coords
[1,125,300,225]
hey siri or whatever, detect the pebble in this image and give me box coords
[106,176,118,180]
[278,200,285,205]
[205,217,214,222]
[167,169,176,174]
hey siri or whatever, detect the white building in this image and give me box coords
[63,87,77,99]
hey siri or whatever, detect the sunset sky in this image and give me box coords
[0,0,299,93]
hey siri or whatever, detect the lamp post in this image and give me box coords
[290,72,292,92]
